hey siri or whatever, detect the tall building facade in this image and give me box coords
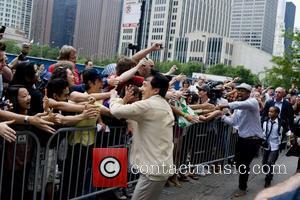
[284,2,296,52]
[272,0,285,56]
[118,0,152,57]
[0,0,33,38]
[73,0,122,59]
[148,0,232,62]
[30,0,54,44]
[118,0,232,62]
[50,0,78,47]
[230,0,284,55]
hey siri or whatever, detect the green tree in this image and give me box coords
[28,44,59,60]
[3,40,20,54]
[264,31,300,89]
[206,64,260,85]
[155,60,182,74]
[155,60,203,76]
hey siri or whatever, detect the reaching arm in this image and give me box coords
[227,98,259,111]
[170,105,199,123]
[190,103,215,110]
[118,60,144,82]
[55,107,99,126]
[132,42,162,62]
[198,110,223,122]
[69,91,111,103]
[0,110,55,133]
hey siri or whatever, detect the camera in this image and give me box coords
[206,81,224,104]
[159,44,163,49]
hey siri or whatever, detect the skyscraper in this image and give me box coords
[118,0,232,62]
[73,0,122,59]
[30,0,54,44]
[272,0,286,56]
[0,0,33,38]
[50,0,78,47]
[148,0,232,62]
[284,2,296,52]
[230,0,284,55]
[118,0,151,57]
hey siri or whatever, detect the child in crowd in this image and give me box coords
[261,106,285,188]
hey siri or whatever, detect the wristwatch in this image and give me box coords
[24,115,30,124]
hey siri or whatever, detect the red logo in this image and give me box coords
[93,148,128,187]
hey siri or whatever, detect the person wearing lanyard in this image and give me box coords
[216,83,264,197]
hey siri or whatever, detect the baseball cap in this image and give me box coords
[236,83,252,92]
[196,84,210,92]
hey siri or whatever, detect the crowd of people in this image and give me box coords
[0,32,299,200]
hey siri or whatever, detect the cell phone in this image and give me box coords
[0,26,6,34]
[159,44,163,49]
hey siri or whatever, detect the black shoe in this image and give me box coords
[264,181,271,188]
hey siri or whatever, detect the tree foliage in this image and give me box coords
[206,64,260,85]
[3,40,60,60]
[263,31,300,89]
[3,40,20,54]
[155,60,204,76]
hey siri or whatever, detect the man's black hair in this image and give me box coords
[149,69,169,98]
[12,62,36,86]
[82,69,103,90]
[46,78,69,99]
[270,106,280,115]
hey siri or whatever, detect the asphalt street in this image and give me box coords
[159,152,298,200]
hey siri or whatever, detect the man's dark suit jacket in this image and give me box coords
[262,99,294,132]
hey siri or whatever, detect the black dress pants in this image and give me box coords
[234,136,260,191]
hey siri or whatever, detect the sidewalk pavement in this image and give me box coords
[159,153,298,200]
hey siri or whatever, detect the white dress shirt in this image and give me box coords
[222,97,264,138]
[262,118,282,151]
[274,99,284,115]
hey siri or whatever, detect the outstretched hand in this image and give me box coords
[123,85,136,104]
[29,113,55,134]
[0,120,16,142]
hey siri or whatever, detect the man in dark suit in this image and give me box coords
[262,87,294,132]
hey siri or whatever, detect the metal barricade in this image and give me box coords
[1,119,238,200]
[174,120,238,172]
[0,129,41,200]
[40,126,131,200]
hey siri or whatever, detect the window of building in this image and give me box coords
[229,44,233,55]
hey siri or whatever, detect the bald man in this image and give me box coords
[262,87,294,133]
